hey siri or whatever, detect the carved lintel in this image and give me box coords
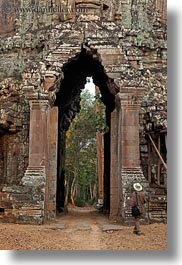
[75,0,101,9]
[29,100,50,111]
[43,71,57,92]
[23,86,39,100]
[23,75,60,105]
[115,87,146,108]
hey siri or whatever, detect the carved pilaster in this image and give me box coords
[115,87,146,109]
[27,100,50,169]
[115,87,148,223]
[29,100,50,111]
[116,87,145,170]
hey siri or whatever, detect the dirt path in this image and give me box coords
[59,208,107,250]
[0,207,167,250]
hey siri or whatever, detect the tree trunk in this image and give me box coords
[65,179,69,205]
[70,175,76,206]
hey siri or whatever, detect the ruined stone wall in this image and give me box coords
[0,86,29,188]
[139,67,167,184]
[0,0,167,34]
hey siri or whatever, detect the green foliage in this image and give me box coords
[65,89,106,206]
[75,198,86,208]
[95,92,109,134]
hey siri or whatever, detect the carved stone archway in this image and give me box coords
[0,20,148,224]
[20,47,146,224]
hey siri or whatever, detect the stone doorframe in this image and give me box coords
[22,82,146,224]
[19,36,148,224]
[110,87,147,222]
[21,95,59,223]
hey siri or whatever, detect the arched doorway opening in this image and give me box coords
[54,46,118,215]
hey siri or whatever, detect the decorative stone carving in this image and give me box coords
[74,0,102,21]
[75,0,101,9]
[115,87,146,108]
[43,71,57,92]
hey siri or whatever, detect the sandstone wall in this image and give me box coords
[0,89,29,188]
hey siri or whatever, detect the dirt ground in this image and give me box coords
[0,207,167,250]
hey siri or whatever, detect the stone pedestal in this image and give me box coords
[120,168,147,224]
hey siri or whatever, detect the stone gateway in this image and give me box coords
[0,0,167,224]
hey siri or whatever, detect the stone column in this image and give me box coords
[47,107,58,221]
[28,100,50,169]
[95,86,104,201]
[120,92,141,170]
[22,100,50,183]
[96,132,104,200]
[110,109,120,221]
[21,99,50,224]
[116,88,147,223]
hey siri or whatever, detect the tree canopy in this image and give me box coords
[65,88,106,207]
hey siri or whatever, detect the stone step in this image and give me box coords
[147,183,167,195]
[26,167,45,171]
[101,224,123,232]
[24,172,45,177]
[2,186,32,194]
